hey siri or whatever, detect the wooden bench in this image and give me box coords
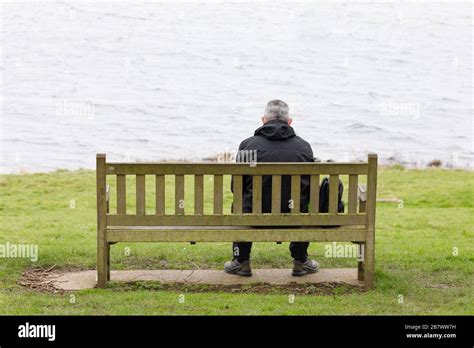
[96,153,378,288]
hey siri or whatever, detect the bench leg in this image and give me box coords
[97,239,109,288]
[96,154,108,288]
[357,243,365,281]
[364,153,377,289]
[106,242,111,281]
[358,262,364,281]
[364,237,375,289]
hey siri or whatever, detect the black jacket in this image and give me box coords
[233,119,314,213]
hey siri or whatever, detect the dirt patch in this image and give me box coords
[17,265,66,295]
[114,280,365,296]
[17,265,91,294]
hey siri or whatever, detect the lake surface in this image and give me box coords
[1,1,472,173]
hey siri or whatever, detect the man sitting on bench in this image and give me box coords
[225,100,320,277]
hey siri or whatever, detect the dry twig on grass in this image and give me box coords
[18,265,65,295]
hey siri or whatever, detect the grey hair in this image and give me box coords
[264,100,289,121]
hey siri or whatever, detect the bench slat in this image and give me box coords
[213,175,223,215]
[136,174,146,215]
[252,175,262,214]
[106,163,368,175]
[291,175,300,214]
[107,213,366,226]
[194,175,204,215]
[271,175,281,214]
[348,174,358,214]
[155,175,165,215]
[116,174,126,214]
[329,174,339,214]
[107,227,367,242]
[175,175,184,215]
[232,175,243,214]
[310,174,320,213]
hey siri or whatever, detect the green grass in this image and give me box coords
[0,167,473,315]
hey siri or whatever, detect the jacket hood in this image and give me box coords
[254,120,296,140]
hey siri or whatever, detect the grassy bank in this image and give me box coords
[0,168,473,315]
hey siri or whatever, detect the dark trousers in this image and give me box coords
[233,241,309,263]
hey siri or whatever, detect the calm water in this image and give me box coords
[1,1,472,173]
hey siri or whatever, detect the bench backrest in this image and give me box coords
[96,154,377,228]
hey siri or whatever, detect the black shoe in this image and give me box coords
[224,259,252,277]
[292,259,320,276]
